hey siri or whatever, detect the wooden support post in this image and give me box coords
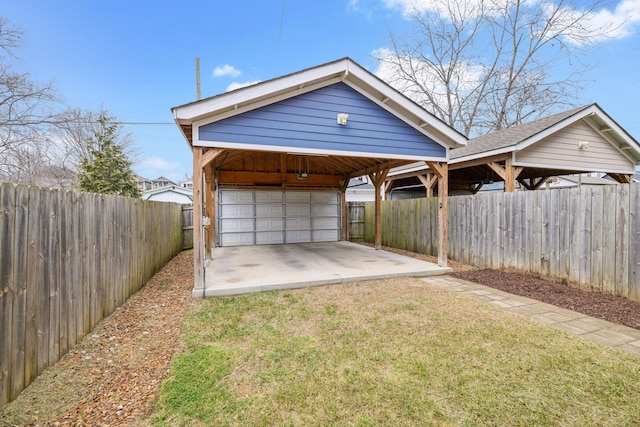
[369,169,389,250]
[436,163,449,267]
[192,147,204,293]
[340,179,348,241]
[204,162,215,258]
[425,161,449,267]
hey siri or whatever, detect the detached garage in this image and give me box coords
[172,58,467,291]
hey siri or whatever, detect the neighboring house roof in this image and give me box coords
[143,185,193,203]
[347,178,375,190]
[451,103,640,164]
[547,175,619,188]
[173,57,467,153]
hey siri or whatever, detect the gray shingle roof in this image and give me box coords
[451,105,593,160]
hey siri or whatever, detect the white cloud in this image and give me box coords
[226,80,262,92]
[213,64,241,78]
[140,156,182,170]
[546,0,640,44]
[382,0,640,42]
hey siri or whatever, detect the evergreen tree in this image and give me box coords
[77,112,141,198]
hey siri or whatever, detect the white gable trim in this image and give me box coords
[174,58,467,151]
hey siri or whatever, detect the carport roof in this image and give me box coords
[172,57,467,151]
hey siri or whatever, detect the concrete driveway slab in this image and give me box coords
[195,241,450,297]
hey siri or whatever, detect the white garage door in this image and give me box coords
[218,190,341,246]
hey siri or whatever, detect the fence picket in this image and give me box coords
[0,184,15,406]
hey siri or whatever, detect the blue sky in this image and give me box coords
[4,0,640,181]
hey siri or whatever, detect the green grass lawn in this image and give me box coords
[151,278,640,426]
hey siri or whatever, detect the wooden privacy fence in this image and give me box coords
[182,204,194,249]
[350,183,640,301]
[0,183,183,406]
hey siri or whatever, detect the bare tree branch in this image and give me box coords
[377,0,617,137]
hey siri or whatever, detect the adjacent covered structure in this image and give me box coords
[172,58,467,290]
[387,104,640,194]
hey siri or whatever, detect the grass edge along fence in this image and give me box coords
[0,183,183,406]
[353,183,640,301]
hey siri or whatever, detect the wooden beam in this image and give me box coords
[518,176,550,191]
[471,183,484,194]
[218,171,342,187]
[425,161,445,178]
[417,173,438,197]
[192,147,205,294]
[383,180,393,200]
[609,173,633,184]
[202,148,224,168]
[280,153,288,186]
[487,162,506,180]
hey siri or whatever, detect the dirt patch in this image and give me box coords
[0,252,194,426]
[451,269,640,330]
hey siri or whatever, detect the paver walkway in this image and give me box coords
[421,275,640,358]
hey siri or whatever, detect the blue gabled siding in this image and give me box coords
[199,83,445,158]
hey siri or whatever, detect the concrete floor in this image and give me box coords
[195,241,451,298]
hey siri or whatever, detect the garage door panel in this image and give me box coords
[220,218,254,232]
[286,230,311,243]
[313,230,339,241]
[220,204,254,218]
[256,231,284,245]
[312,204,339,216]
[220,232,254,246]
[256,218,284,231]
[256,191,283,203]
[313,217,339,230]
[256,204,284,217]
[286,192,311,203]
[286,205,311,216]
[286,218,311,230]
[312,192,340,203]
[221,191,254,203]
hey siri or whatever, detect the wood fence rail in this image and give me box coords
[350,183,640,301]
[0,184,183,406]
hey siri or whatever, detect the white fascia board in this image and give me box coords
[193,139,448,163]
[512,160,636,175]
[173,60,350,122]
[342,64,467,149]
[388,161,427,175]
[449,146,515,165]
[189,76,343,129]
